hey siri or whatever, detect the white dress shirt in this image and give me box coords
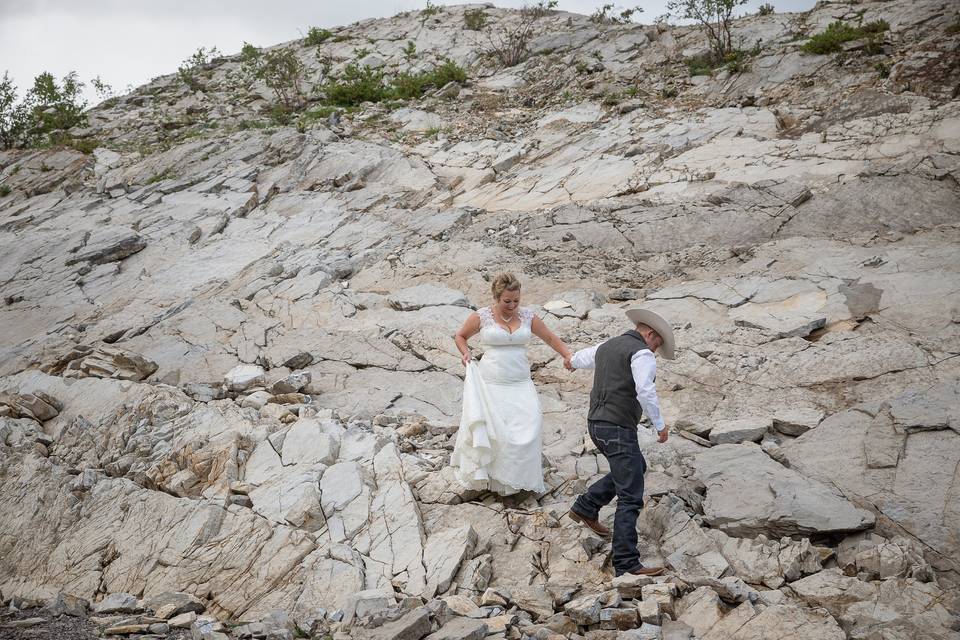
[570,342,665,432]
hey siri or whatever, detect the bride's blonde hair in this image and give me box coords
[491,273,521,300]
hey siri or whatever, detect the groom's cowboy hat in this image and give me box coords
[625,308,676,360]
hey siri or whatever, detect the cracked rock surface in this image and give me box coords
[1,1,959,639]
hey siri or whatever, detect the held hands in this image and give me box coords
[563,355,574,371]
[657,428,669,444]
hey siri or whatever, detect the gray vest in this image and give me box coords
[588,330,650,428]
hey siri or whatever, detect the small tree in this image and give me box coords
[0,71,87,149]
[667,0,748,60]
[91,76,114,100]
[178,46,220,90]
[0,72,20,149]
[237,44,307,111]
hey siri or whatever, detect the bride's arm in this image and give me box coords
[454,312,481,365]
[530,316,573,370]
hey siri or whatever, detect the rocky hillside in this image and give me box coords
[1,1,959,639]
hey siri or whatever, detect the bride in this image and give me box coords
[451,273,573,495]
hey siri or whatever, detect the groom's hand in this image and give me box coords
[657,428,669,443]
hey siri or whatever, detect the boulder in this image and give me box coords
[224,364,266,392]
[387,284,470,311]
[280,418,340,466]
[45,593,89,617]
[94,592,142,614]
[143,591,205,618]
[708,418,769,445]
[425,617,487,640]
[64,228,146,266]
[693,444,875,537]
[423,525,478,597]
[771,407,824,436]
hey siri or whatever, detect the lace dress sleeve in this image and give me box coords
[520,307,535,326]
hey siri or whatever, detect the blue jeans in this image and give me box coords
[572,420,647,575]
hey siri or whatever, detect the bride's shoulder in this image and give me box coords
[477,306,493,325]
[519,307,535,322]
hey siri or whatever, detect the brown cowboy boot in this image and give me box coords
[567,509,611,537]
[624,564,665,576]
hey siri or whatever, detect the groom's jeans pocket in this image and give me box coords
[589,421,627,456]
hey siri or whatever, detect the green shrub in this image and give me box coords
[61,136,99,154]
[948,16,960,34]
[390,60,467,100]
[430,59,468,85]
[324,63,390,106]
[178,46,220,90]
[236,44,307,110]
[757,3,774,16]
[422,0,442,18]
[464,8,488,30]
[668,0,748,60]
[686,46,756,76]
[590,3,642,24]
[874,60,890,77]
[723,48,752,73]
[1,71,88,150]
[601,92,621,106]
[686,53,717,76]
[0,185,10,197]
[322,59,468,106]
[523,0,558,19]
[392,71,429,100]
[403,41,417,60]
[801,20,888,54]
[861,19,890,34]
[305,27,333,46]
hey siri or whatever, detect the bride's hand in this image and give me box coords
[563,356,574,371]
[462,351,473,366]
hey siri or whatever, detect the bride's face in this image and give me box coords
[496,289,521,315]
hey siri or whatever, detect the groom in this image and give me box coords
[566,308,675,577]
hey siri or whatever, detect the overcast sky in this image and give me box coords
[1,0,816,104]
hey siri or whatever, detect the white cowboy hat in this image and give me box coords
[625,308,676,360]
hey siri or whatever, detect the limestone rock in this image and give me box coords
[280,418,340,466]
[64,229,146,266]
[693,444,875,537]
[44,345,158,381]
[423,525,478,597]
[425,617,487,640]
[144,591,205,618]
[771,407,823,436]
[676,587,722,638]
[224,364,266,392]
[387,284,470,311]
[45,592,89,617]
[94,592,142,614]
[356,606,432,640]
[708,418,770,445]
[563,592,604,625]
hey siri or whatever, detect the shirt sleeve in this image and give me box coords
[570,343,602,370]
[631,350,665,431]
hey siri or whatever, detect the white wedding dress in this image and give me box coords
[451,306,545,494]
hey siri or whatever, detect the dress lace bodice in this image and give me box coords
[478,307,534,347]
